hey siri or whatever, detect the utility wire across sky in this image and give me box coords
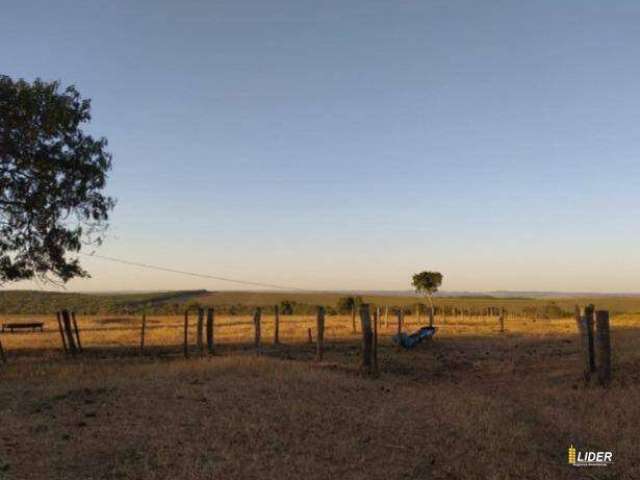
[79,252,310,292]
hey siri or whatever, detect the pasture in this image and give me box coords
[1,303,639,479]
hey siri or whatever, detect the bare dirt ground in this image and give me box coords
[1,314,638,479]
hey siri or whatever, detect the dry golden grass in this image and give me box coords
[1,312,639,479]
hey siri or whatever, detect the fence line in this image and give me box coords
[1,305,610,385]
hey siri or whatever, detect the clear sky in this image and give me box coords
[2,1,640,293]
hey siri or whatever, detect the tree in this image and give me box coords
[336,295,363,314]
[411,271,443,316]
[0,76,114,284]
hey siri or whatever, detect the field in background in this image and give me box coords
[1,310,639,479]
[5,289,640,315]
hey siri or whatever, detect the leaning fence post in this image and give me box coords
[61,310,77,355]
[359,304,373,373]
[595,310,612,386]
[316,306,325,361]
[183,311,189,358]
[273,305,280,344]
[56,311,68,353]
[140,312,147,354]
[197,308,204,355]
[71,312,83,353]
[206,308,215,354]
[254,307,262,355]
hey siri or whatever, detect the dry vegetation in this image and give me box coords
[1,311,639,479]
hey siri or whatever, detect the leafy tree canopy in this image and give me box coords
[411,271,443,305]
[0,76,114,284]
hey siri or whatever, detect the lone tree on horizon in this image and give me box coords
[412,271,443,325]
[0,76,114,284]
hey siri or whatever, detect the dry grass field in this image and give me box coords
[1,311,639,479]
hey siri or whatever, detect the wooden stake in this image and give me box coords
[307,327,313,344]
[140,313,147,354]
[274,305,280,344]
[578,305,596,381]
[254,307,262,355]
[206,308,214,354]
[316,306,325,361]
[595,310,612,386]
[373,307,379,374]
[499,309,505,333]
[429,305,434,327]
[359,304,373,373]
[384,305,389,328]
[71,312,83,353]
[183,311,189,358]
[61,310,77,355]
[351,305,357,334]
[56,311,68,353]
[197,308,204,355]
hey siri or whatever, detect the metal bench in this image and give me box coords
[1,322,45,333]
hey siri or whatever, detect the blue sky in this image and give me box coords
[2,1,640,292]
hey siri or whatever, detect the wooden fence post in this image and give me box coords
[499,309,505,333]
[274,305,280,344]
[316,306,325,361]
[61,310,77,355]
[206,308,215,354]
[351,305,357,334]
[384,305,389,328]
[197,308,204,355]
[373,306,379,374]
[140,313,147,354]
[0,335,6,363]
[56,311,68,353]
[396,308,403,344]
[359,304,373,373]
[595,310,612,386]
[429,305,434,327]
[183,311,189,358]
[71,312,83,353]
[308,328,313,344]
[254,307,262,355]
[578,305,596,381]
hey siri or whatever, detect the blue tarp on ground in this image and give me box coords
[392,326,437,349]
